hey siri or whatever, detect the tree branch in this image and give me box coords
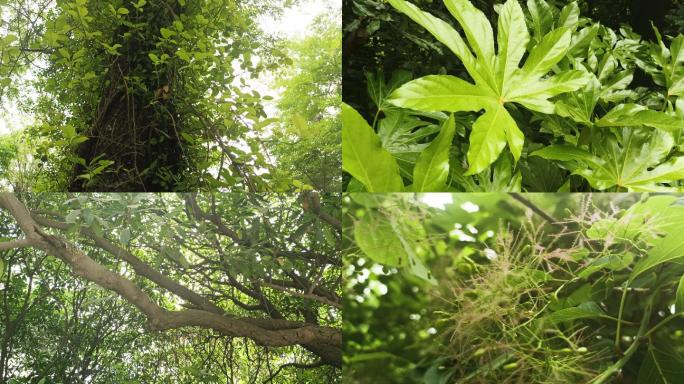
[0,194,342,367]
[510,193,557,223]
[262,360,325,383]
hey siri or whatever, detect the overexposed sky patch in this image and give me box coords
[258,0,339,39]
[420,194,453,209]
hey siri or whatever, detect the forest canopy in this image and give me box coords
[0,192,341,382]
[0,0,340,192]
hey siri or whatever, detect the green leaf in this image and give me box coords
[387,0,481,84]
[547,301,608,324]
[0,258,4,281]
[496,0,529,88]
[388,75,495,112]
[354,211,406,267]
[558,1,580,30]
[390,219,436,284]
[62,125,77,140]
[117,7,129,15]
[534,129,684,191]
[465,104,518,175]
[578,253,634,278]
[531,145,602,167]
[596,103,684,131]
[160,28,175,39]
[631,222,684,280]
[638,345,684,384]
[676,274,684,313]
[443,0,497,88]
[342,103,404,192]
[508,70,589,113]
[119,228,131,245]
[520,27,572,79]
[413,114,456,191]
[527,0,554,39]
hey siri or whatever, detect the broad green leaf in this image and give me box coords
[596,103,684,131]
[388,0,588,176]
[160,28,175,39]
[638,346,684,384]
[546,301,608,324]
[387,0,482,84]
[354,210,435,286]
[388,75,495,112]
[677,274,684,313]
[631,222,684,280]
[508,70,589,113]
[389,219,436,284]
[555,74,601,125]
[413,114,456,191]
[626,157,684,187]
[377,109,439,164]
[578,253,633,278]
[465,104,513,175]
[535,129,684,191]
[557,1,580,30]
[587,196,682,242]
[444,0,497,88]
[354,212,404,266]
[520,27,572,78]
[342,103,404,192]
[496,0,529,88]
[530,145,603,167]
[527,0,553,39]
[568,24,600,55]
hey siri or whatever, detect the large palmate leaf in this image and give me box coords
[342,103,404,192]
[387,0,588,175]
[532,129,684,191]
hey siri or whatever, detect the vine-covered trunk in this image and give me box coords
[69,1,187,192]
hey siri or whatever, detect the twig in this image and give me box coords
[510,193,557,223]
[262,361,324,383]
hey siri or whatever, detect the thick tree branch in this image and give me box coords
[0,194,341,367]
[0,238,33,251]
[32,214,225,315]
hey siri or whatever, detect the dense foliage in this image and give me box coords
[0,192,341,382]
[342,0,684,192]
[270,11,342,192]
[345,193,684,383]
[0,0,340,192]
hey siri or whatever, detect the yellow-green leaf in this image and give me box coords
[413,114,456,191]
[342,103,404,192]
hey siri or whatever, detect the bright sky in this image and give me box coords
[258,0,338,39]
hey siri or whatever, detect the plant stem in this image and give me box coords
[644,312,684,338]
[371,108,382,131]
[591,286,657,384]
[614,280,630,349]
